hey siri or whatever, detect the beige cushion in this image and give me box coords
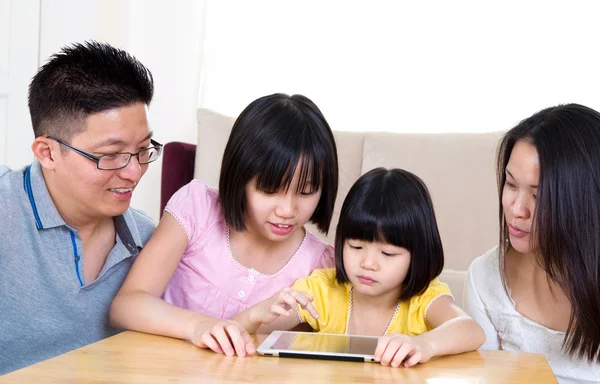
[194,109,236,189]
[195,108,503,307]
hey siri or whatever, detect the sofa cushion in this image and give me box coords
[194,109,236,187]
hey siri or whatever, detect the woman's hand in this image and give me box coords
[374,333,434,367]
[189,318,256,357]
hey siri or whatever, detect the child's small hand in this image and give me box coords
[250,288,319,326]
[374,333,434,367]
[190,318,256,357]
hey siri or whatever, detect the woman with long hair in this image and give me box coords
[464,103,600,383]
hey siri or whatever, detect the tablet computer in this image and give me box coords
[257,331,379,362]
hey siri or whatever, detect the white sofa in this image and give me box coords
[194,108,504,307]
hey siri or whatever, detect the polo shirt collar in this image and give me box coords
[24,160,66,230]
[24,160,143,254]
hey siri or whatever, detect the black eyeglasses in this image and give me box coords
[47,136,163,170]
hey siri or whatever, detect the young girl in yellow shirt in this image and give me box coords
[235,167,485,367]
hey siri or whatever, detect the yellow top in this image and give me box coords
[292,268,452,335]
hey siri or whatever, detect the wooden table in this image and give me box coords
[0,331,557,383]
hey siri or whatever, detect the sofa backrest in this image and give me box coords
[194,108,503,307]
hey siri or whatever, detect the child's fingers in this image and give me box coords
[200,332,224,354]
[390,344,414,368]
[225,324,250,357]
[274,289,318,320]
[294,290,315,305]
[302,301,319,319]
[378,337,410,366]
[374,335,392,361]
[210,325,236,356]
[243,332,257,355]
[302,292,314,301]
[285,290,315,311]
[379,344,400,366]
[403,350,422,367]
[270,304,291,317]
[277,294,295,311]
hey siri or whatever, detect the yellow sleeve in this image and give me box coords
[411,278,452,330]
[291,269,335,331]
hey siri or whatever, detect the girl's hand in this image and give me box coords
[374,333,434,367]
[250,288,319,326]
[190,318,256,357]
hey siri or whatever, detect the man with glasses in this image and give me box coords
[0,41,161,373]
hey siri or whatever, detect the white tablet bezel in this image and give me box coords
[257,331,379,363]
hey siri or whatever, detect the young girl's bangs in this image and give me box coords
[255,153,322,195]
[338,196,418,251]
[253,119,328,195]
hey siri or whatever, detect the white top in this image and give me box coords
[464,247,600,384]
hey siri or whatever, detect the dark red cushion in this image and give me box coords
[160,142,197,214]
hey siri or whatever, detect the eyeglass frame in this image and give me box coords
[47,136,163,170]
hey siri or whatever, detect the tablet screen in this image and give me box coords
[270,332,379,355]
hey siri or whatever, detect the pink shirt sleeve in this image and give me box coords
[317,244,335,269]
[163,180,219,245]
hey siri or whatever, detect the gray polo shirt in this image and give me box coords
[0,161,155,374]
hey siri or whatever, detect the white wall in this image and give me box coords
[38,0,130,63]
[25,0,205,221]
[200,0,600,133]
[0,0,40,169]
[125,1,206,221]
[4,0,600,222]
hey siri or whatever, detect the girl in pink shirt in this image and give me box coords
[110,93,339,357]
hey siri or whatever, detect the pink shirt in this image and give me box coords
[163,180,335,319]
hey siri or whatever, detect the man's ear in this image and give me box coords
[32,137,57,170]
